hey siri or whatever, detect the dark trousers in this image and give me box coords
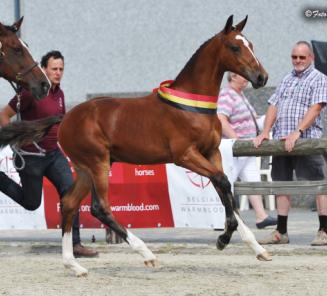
[0,148,81,245]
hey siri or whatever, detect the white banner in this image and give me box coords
[166,139,235,229]
[0,146,46,229]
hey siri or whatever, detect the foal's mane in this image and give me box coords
[174,33,221,81]
[2,25,16,33]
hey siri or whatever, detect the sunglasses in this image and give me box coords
[291,55,308,60]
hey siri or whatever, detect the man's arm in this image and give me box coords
[217,114,238,139]
[284,102,325,152]
[253,104,277,147]
[0,105,17,127]
[297,102,324,132]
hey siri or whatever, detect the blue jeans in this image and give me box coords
[0,148,81,245]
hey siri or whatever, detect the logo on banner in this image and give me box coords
[165,164,225,229]
[185,171,211,189]
[134,168,155,176]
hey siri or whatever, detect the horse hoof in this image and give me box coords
[216,238,226,250]
[256,251,272,261]
[144,259,156,267]
[75,266,89,277]
[217,234,231,250]
[76,270,88,277]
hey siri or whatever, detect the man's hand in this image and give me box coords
[253,132,270,148]
[283,131,301,152]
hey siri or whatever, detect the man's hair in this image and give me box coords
[295,41,313,54]
[41,50,64,68]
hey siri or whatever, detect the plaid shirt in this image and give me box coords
[269,65,327,139]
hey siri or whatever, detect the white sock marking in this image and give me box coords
[62,231,88,277]
[19,38,51,89]
[234,211,266,256]
[127,230,156,262]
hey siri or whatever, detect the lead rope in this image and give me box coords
[11,87,46,171]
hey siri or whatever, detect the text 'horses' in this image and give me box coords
[0,15,270,276]
[0,17,50,99]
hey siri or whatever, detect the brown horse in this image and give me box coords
[0,17,50,99]
[0,15,271,276]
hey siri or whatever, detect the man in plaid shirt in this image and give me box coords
[254,41,327,246]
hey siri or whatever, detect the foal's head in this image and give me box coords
[217,15,268,89]
[0,17,50,99]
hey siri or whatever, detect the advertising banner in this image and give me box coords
[0,146,47,229]
[43,163,174,229]
[0,140,235,230]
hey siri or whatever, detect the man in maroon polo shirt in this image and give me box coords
[0,50,98,257]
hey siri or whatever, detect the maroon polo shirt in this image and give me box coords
[9,85,66,152]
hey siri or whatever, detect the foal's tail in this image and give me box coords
[0,115,63,149]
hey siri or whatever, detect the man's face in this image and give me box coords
[43,57,64,86]
[291,44,313,73]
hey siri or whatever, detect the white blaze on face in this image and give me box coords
[19,38,31,54]
[235,35,259,65]
[19,38,51,88]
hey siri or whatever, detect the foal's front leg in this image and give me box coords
[176,146,238,249]
[209,151,271,261]
[177,147,271,261]
[209,171,238,249]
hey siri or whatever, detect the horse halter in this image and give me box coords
[0,40,38,86]
[15,61,38,82]
[8,60,39,95]
[0,41,4,56]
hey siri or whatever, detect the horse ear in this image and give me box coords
[11,16,24,33]
[223,15,234,34]
[235,15,248,32]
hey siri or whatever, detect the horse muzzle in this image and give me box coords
[30,80,50,100]
[250,72,268,89]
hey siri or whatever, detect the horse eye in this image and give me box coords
[230,45,240,53]
[14,47,23,54]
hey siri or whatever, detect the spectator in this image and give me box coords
[0,50,98,257]
[254,41,327,245]
[217,72,277,229]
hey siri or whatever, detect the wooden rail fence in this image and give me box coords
[232,139,327,195]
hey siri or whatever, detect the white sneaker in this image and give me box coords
[258,230,289,245]
[311,230,327,246]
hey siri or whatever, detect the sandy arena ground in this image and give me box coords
[0,209,326,296]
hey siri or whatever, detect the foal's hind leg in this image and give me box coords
[209,151,271,261]
[61,168,93,276]
[90,160,157,266]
